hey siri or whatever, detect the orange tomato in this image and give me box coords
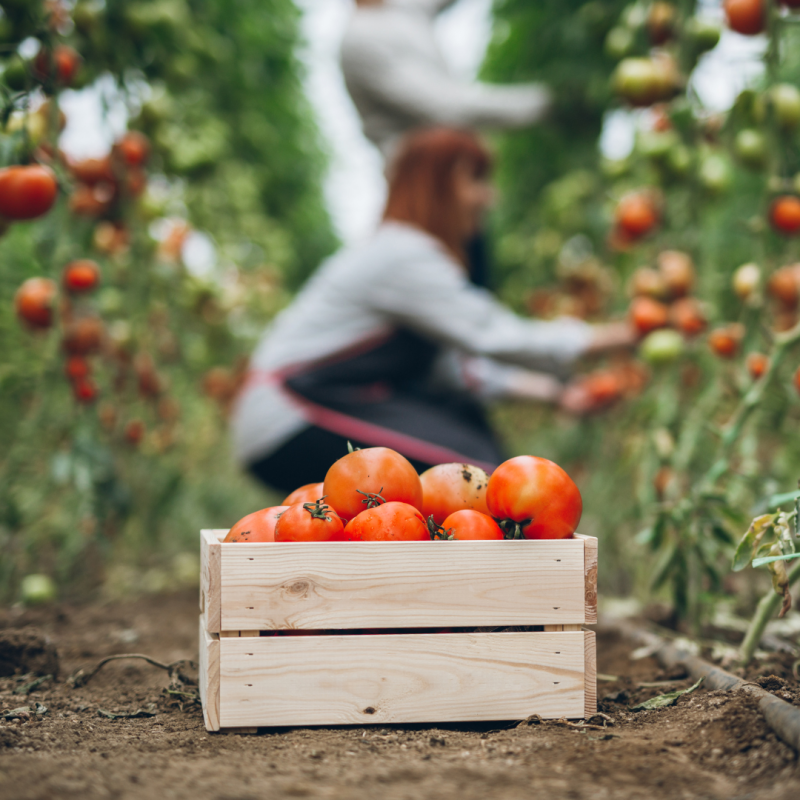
[62,317,104,356]
[225,506,289,543]
[671,297,707,337]
[657,250,695,297]
[767,265,800,307]
[342,502,429,542]
[73,377,98,405]
[708,324,745,359]
[15,277,57,329]
[486,456,582,540]
[615,192,660,239]
[275,500,344,542]
[323,447,423,522]
[419,463,490,526]
[724,0,765,35]
[441,510,504,541]
[630,296,670,336]
[794,366,800,396]
[62,259,101,293]
[115,131,150,168]
[746,352,769,380]
[282,483,325,506]
[64,356,90,382]
[770,196,800,235]
[0,165,58,221]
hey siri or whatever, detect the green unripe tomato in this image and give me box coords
[684,17,721,53]
[20,574,57,605]
[637,130,678,160]
[666,143,693,176]
[734,128,767,169]
[699,154,733,195]
[640,329,685,365]
[605,26,636,60]
[2,59,28,92]
[770,84,800,130]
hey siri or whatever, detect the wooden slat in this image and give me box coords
[219,631,586,727]
[198,617,220,732]
[584,630,597,718]
[200,530,222,634]
[575,534,598,625]
[219,539,586,631]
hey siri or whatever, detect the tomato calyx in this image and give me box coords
[497,519,532,540]
[357,488,386,509]
[302,497,336,521]
[426,516,454,541]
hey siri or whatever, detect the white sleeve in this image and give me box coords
[367,245,593,374]
[342,35,550,131]
[388,0,459,14]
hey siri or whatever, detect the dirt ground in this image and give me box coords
[0,591,798,800]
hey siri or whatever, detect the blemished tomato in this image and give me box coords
[770,196,800,236]
[670,297,707,337]
[115,132,150,167]
[708,324,745,359]
[282,483,325,506]
[224,506,289,543]
[419,463,490,525]
[342,502,429,542]
[65,356,90,382]
[0,165,58,221]
[616,192,660,239]
[767,265,800,307]
[629,296,670,336]
[62,317,104,356]
[15,277,57,329]
[724,0,765,35]
[746,353,769,380]
[274,499,344,542]
[486,456,582,540]
[441,510,504,541]
[63,260,101,293]
[323,447,423,522]
[657,250,695,297]
[73,377,98,405]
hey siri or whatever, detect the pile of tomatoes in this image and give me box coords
[224,449,582,544]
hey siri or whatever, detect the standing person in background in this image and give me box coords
[232,129,634,495]
[341,0,552,287]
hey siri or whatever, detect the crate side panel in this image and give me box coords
[219,631,585,727]
[575,534,598,625]
[584,629,597,718]
[200,530,222,633]
[220,540,585,630]
[198,617,220,732]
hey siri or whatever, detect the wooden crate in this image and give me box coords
[199,530,598,732]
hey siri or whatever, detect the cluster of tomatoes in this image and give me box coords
[224,449,582,545]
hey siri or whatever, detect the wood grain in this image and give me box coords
[575,534,598,625]
[198,617,220,732]
[584,629,597,718]
[218,631,586,727]
[200,530,222,634]
[218,539,586,631]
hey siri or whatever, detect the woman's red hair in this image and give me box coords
[383,128,492,266]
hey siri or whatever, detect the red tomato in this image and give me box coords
[115,131,150,167]
[794,366,800,396]
[771,196,800,235]
[615,192,659,239]
[62,317,104,356]
[64,356,90,382]
[670,297,707,337]
[282,483,325,506]
[746,353,769,380]
[657,250,695,297]
[69,156,115,185]
[69,183,112,217]
[419,463,490,525]
[724,0,765,35]
[0,166,58,221]
[62,260,101,293]
[486,456,583,540]
[124,419,146,446]
[224,506,289,543]
[73,377,98,405]
[323,447,423,522]
[275,500,343,542]
[15,277,58,329]
[629,296,670,336]
[767,265,800,307]
[708,324,745,359]
[342,502,429,542]
[34,45,81,86]
[441,510,504,541]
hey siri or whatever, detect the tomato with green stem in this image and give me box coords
[275,499,343,542]
[439,510,504,541]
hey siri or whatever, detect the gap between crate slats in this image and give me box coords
[217,630,589,728]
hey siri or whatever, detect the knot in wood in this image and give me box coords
[284,580,310,598]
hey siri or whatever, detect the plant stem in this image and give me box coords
[739,560,800,664]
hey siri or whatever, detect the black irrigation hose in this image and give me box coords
[603,618,800,754]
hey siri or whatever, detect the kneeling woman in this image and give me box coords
[232,128,632,492]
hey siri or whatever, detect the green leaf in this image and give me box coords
[732,514,776,572]
[630,677,704,711]
[768,490,800,510]
[650,542,678,592]
[752,552,800,568]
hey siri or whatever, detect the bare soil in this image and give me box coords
[0,591,798,800]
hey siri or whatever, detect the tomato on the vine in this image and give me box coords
[440,510,504,541]
[0,166,58,221]
[724,0,765,36]
[419,463,490,525]
[65,356,90,382]
[274,499,343,542]
[794,366,800,396]
[708,324,745,359]
[115,131,150,168]
[657,251,695,298]
[224,506,289,543]
[34,45,82,87]
[283,483,325,506]
[15,277,57,329]
[630,296,669,336]
[73,377,98,405]
[746,353,769,380]
[124,419,146,446]
[323,447,423,522]
[486,456,582,540]
[62,317,104,356]
[671,297,707,337]
[767,265,800,307]
[342,502,429,541]
[770,196,800,236]
[616,192,660,239]
[63,260,101,293]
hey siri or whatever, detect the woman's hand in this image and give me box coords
[584,321,638,356]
